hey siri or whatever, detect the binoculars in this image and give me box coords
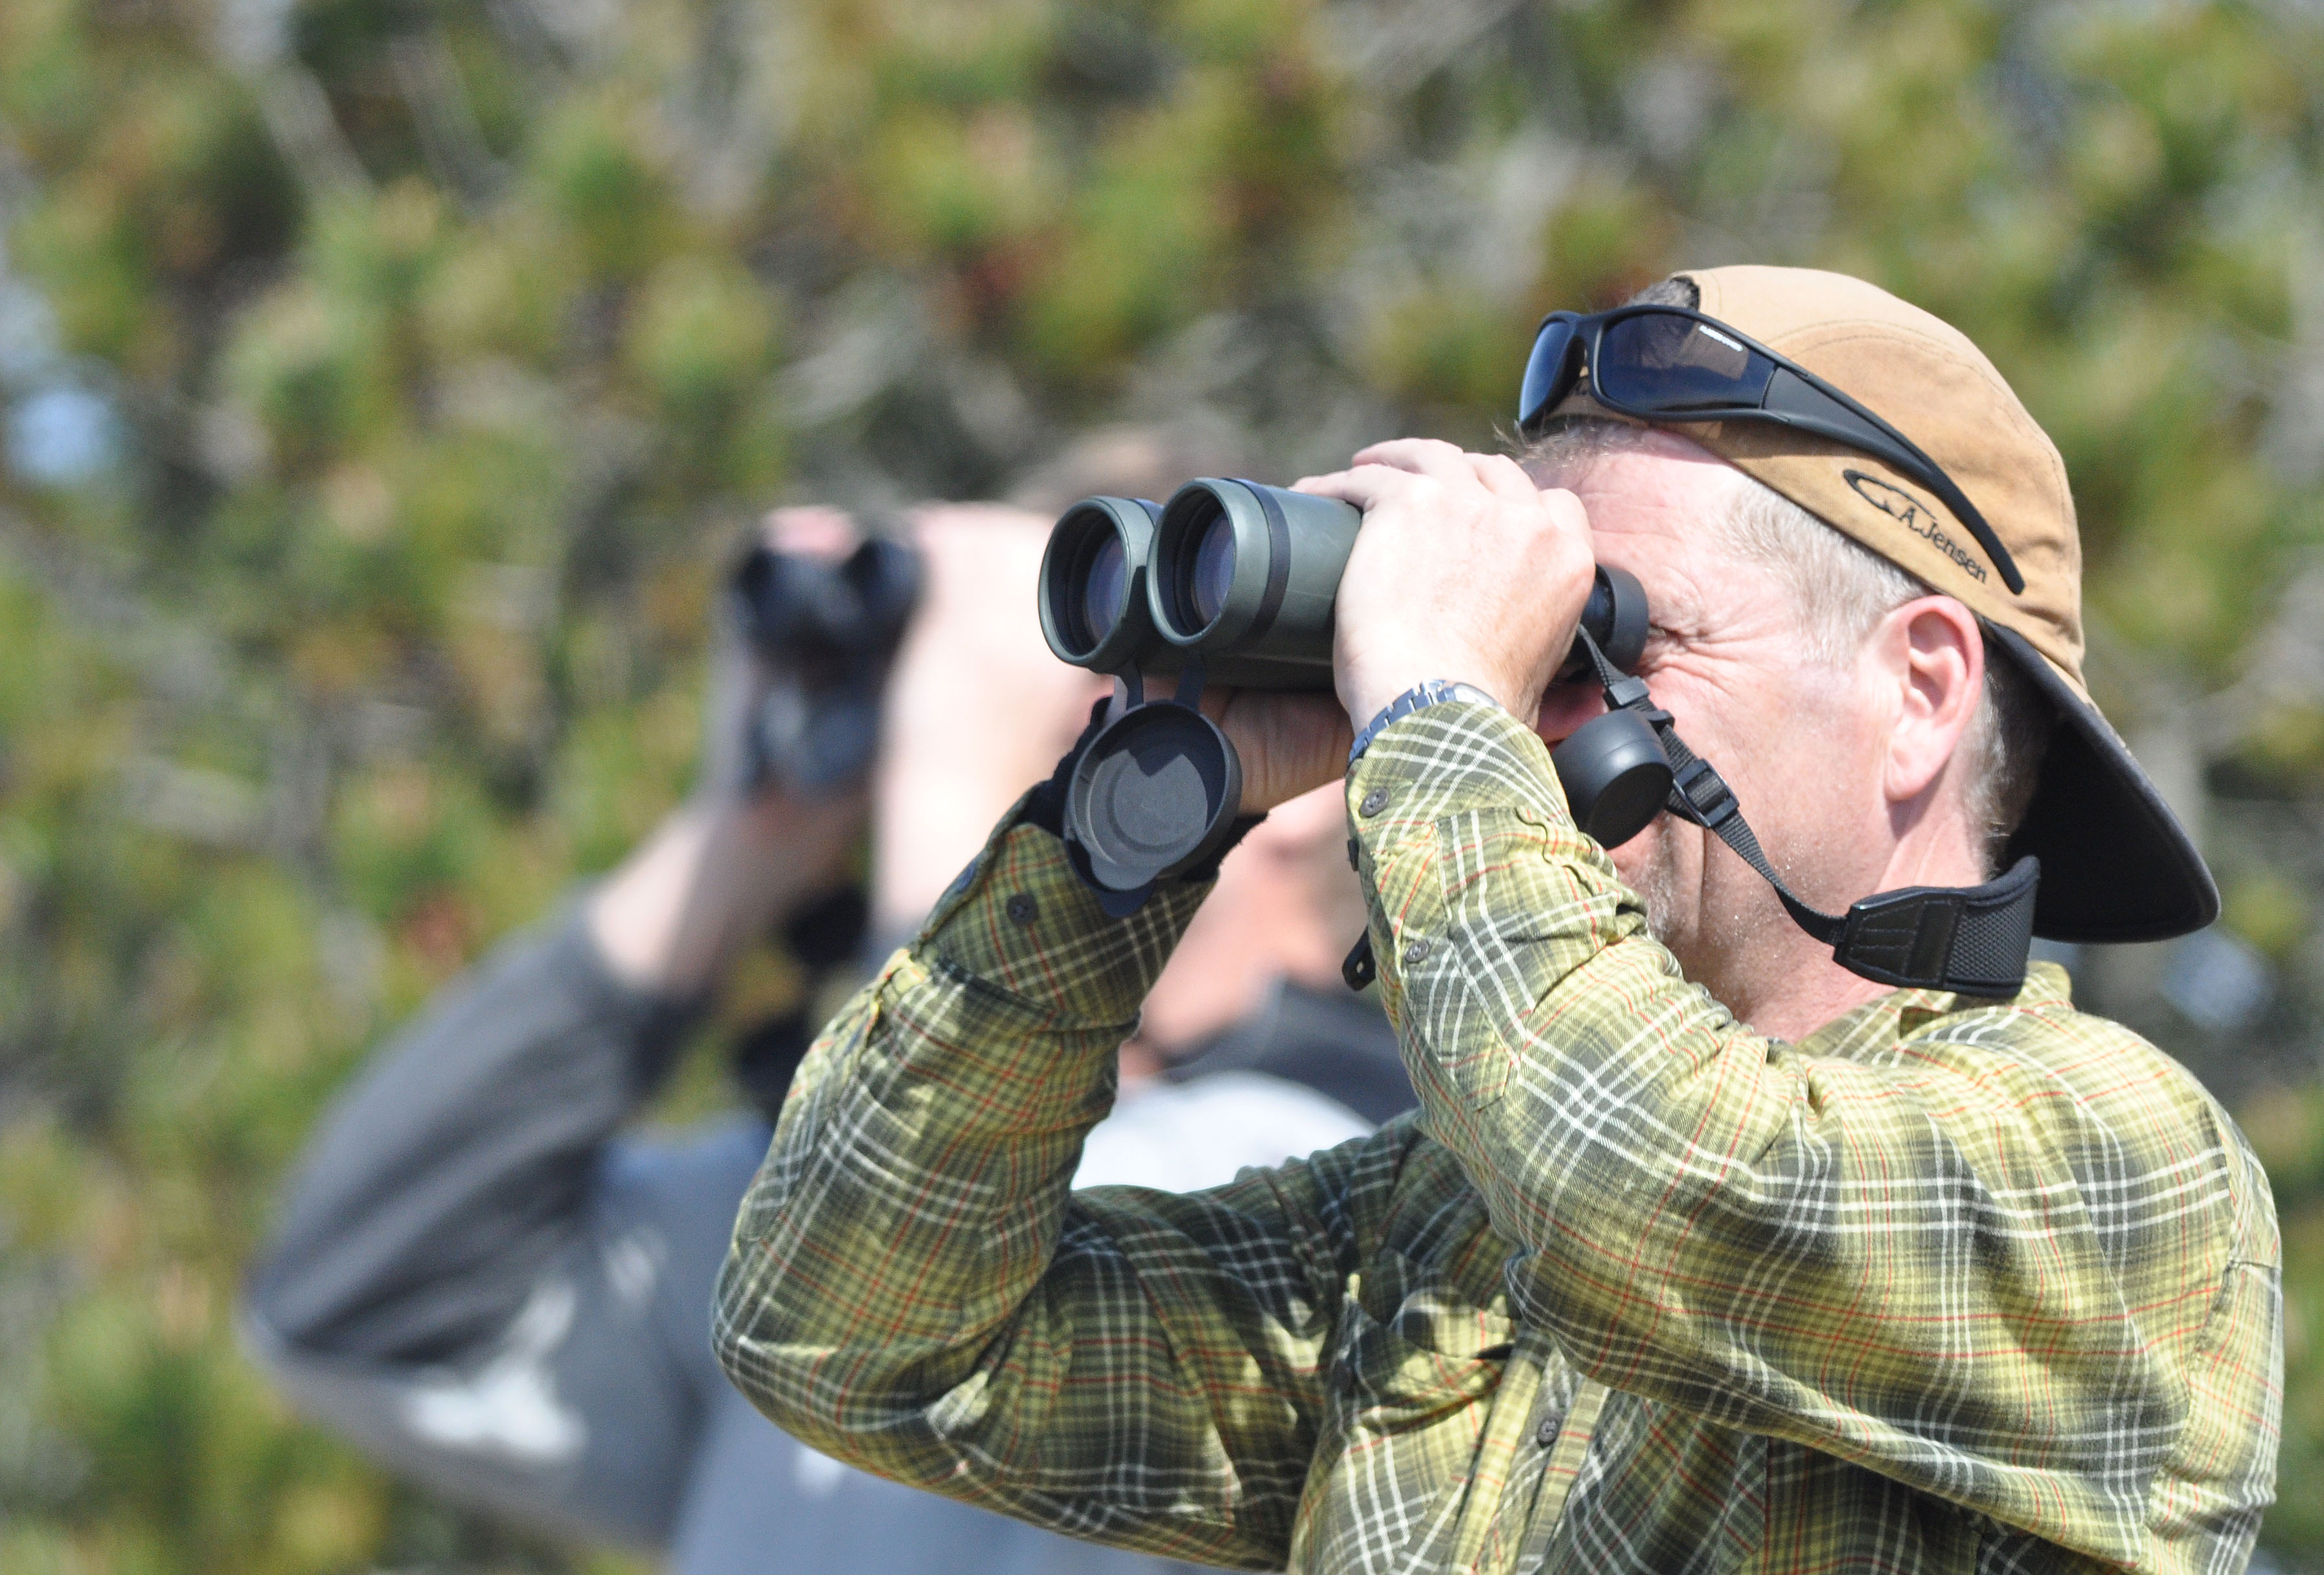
[731,536,920,791]
[1037,479,1664,896]
[1040,480,1647,690]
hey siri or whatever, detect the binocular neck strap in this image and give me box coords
[1572,629,2038,997]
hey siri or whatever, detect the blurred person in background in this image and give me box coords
[240,435,1411,1574]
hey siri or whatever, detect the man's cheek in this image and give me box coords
[1606,819,1670,887]
[1605,817,1696,945]
[1531,681,1606,747]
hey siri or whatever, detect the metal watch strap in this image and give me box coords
[1349,681,1504,765]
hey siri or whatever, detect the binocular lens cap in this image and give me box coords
[1066,704,1244,892]
[1550,708,1675,849]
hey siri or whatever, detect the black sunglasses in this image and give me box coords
[1516,305,2023,595]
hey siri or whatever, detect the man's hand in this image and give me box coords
[1195,686,1354,814]
[1173,439,1595,815]
[1298,438,1597,729]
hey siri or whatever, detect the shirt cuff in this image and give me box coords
[915,792,1213,1030]
[1343,699,1616,1006]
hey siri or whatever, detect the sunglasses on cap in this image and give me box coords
[1516,305,2024,595]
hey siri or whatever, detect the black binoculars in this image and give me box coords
[1037,479,1667,897]
[731,536,919,791]
[1040,480,1647,690]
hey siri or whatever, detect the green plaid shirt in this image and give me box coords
[716,702,2280,1574]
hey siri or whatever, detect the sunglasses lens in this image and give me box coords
[1517,319,1580,431]
[1597,313,1776,413]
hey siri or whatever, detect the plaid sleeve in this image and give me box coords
[1346,701,2275,1569]
[712,802,1366,1570]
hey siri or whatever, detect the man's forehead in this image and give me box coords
[1533,438,1741,550]
[1527,428,1732,500]
[1527,437,1793,631]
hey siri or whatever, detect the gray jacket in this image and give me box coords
[243,912,1407,1572]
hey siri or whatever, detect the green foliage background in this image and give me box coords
[3,0,2323,1569]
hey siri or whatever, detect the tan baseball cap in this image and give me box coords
[1543,264,2216,944]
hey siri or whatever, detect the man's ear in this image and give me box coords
[1880,595,1983,806]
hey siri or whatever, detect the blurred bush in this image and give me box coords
[1,0,2322,1569]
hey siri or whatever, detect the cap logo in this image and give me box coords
[1844,469,1987,584]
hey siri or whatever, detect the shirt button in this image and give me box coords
[1403,938,1432,964]
[1536,1414,1559,1447]
[1005,894,1038,927]
[1359,788,1389,817]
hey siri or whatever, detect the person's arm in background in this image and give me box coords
[242,512,868,1548]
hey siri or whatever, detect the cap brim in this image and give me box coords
[1989,624,2219,943]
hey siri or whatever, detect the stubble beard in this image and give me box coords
[1631,828,1687,950]
[1626,819,1787,1017]
[1628,818,1703,955]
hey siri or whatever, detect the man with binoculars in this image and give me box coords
[714,267,2280,1573]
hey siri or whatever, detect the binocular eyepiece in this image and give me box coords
[1038,479,1665,898]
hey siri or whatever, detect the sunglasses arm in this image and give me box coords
[1758,369,2025,595]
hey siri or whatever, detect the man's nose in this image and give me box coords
[1531,677,1608,749]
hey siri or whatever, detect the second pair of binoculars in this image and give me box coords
[1038,478,1648,690]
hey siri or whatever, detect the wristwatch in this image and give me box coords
[1348,680,1505,765]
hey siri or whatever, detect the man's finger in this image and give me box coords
[1292,462,1432,513]
[1200,689,1351,812]
[764,506,858,560]
[1468,452,1542,507]
[1350,436,1479,488]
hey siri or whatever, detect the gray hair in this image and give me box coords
[1523,417,2053,872]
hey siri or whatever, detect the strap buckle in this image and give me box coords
[1603,674,1653,711]
[1667,753,1736,829]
